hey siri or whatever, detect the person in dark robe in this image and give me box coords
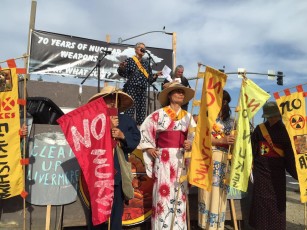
[117,42,161,126]
[87,86,141,230]
[249,101,297,230]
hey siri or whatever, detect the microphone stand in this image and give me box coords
[145,51,158,116]
[81,51,109,93]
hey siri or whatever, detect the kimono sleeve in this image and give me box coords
[119,114,141,155]
[117,57,133,79]
[139,111,159,178]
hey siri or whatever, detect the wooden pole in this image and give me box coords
[224,82,244,230]
[25,0,37,80]
[22,57,28,230]
[45,205,51,230]
[170,63,202,230]
[186,197,191,230]
[226,154,238,230]
[172,32,177,72]
[0,55,28,64]
[108,218,111,230]
[22,2,37,229]
[230,199,239,230]
[106,34,111,43]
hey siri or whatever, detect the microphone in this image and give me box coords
[101,50,112,55]
[141,48,156,65]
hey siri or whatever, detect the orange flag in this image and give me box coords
[188,66,227,191]
[0,68,23,198]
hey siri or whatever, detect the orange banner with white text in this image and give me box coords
[0,68,23,199]
[188,66,227,191]
[274,86,307,203]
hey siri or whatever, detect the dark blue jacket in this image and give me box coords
[113,113,140,185]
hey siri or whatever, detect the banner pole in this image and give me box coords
[45,205,51,230]
[172,32,176,71]
[25,0,37,81]
[106,34,110,43]
[223,79,243,230]
[22,2,36,228]
[230,199,239,230]
[22,64,27,230]
[170,63,202,230]
[0,55,28,65]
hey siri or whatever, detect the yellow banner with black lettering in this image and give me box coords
[0,68,23,199]
[274,86,307,203]
[229,79,270,192]
[188,66,227,191]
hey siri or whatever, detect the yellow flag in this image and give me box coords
[188,66,227,191]
[275,87,307,203]
[229,79,270,192]
[0,68,23,199]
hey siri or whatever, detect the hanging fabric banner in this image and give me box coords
[29,30,172,80]
[229,78,270,192]
[57,98,114,225]
[188,66,227,191]
[0,67,23,199]
[274,86,307,203]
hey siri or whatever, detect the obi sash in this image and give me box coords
[157,130,187,148]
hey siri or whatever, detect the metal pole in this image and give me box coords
[187,71,283,81]
[118,30,172,44]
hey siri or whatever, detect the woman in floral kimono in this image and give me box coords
[139,82,196,230]
[198,90,236,230]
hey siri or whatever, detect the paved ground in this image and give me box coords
[65,186,306,230]
[222,187,306,230]
[285,188,305,230]
[187,185,305,230]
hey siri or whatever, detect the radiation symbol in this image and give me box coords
[290,114,305,130]
[260,144,269,155]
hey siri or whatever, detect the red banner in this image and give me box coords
[57,98,114,226]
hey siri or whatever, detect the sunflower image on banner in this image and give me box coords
[274,85,307,203]
[0,68,23,199]
[229,78,270,192]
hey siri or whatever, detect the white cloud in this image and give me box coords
[2,0,307,124]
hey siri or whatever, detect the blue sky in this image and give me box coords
[2,0,307,124]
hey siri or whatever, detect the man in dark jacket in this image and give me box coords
[162,65,191,111]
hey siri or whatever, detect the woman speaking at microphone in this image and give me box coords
[117,42,161,126]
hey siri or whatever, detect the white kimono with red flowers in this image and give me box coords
[140,107,195,230]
